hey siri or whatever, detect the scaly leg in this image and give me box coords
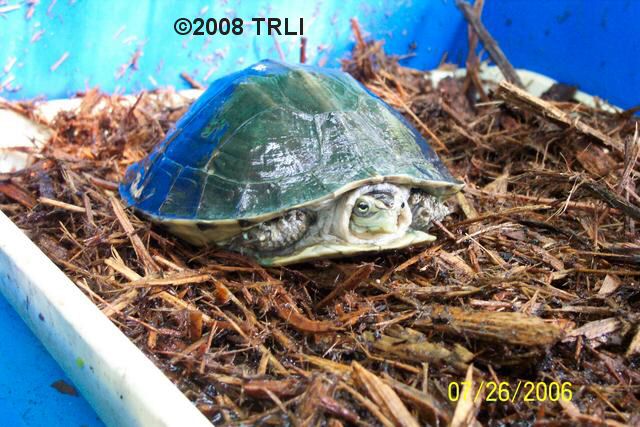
[236,210,311,252]
[408,190,449,231]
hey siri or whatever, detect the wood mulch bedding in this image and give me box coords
[1,17,639,427]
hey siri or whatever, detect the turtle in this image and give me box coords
[120,59,463,266]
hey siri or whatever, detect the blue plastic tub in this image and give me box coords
[0,1,638,425]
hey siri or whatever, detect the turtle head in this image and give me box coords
[331,183,413,244]
[349,192,404,237]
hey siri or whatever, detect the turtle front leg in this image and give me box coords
[408,190,449,231]
[236,210,311,252]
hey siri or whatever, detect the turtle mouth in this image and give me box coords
[332,183,412,245]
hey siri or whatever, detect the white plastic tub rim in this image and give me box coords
[0,67,615,427]
[0,210,212,427]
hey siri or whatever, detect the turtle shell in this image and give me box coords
[120,59,462,223]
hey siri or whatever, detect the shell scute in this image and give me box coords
[135,156,182,214]
[159,167,206,218]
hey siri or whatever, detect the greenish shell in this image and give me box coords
[120,59,461,225]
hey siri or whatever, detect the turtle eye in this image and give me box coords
[357,201,369,213]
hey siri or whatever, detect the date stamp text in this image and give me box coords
[448,381,573,403]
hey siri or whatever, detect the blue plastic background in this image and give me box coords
[1,0,638,108]
[0,0,638,424]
